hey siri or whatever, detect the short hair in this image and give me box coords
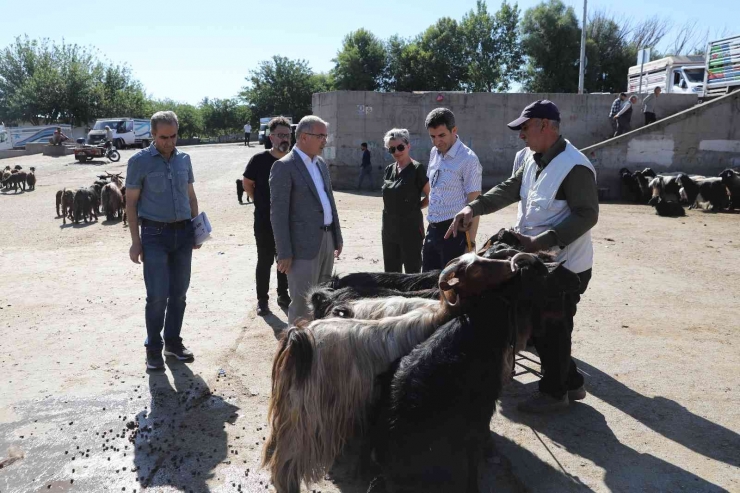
[269,117,291,132]
[295,115,328,139]
[425,108,456,131]
[619,92,627,98]
[548,120,560,132]
[151,111,179,134]
[383,128,410,147]
[361,142,368,148]
[630,95,638,101]
[654,87,661,93]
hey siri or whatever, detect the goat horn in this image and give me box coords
[510,252,538,272]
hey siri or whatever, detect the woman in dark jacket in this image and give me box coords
[381,128,431,273]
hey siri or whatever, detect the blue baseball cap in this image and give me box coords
[508,100,561,130]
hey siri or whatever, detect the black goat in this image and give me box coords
[368,257,580,493]
[329,270,440,292]
[73,188,98,224]
[26,167,36,191]
[61,189,75,225]
[652,197,685,217]
[677,174,729,211]
[619,168,642,202]
[236,178,250,204]
[719,169,740,211]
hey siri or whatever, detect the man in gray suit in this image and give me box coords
[270,115,343,324]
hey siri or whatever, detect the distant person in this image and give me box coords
[242,117,292,316]
[49,127,69,146]
[613,95,637,136]
[357,142,373,190]
[244,122,252,147]
[422,108,482,272]
[608,93,626,137]
[381,128,430,273]
[642,87,661,125]
[105,125,114,149]
[125,111,201,371]
[270,115,343,324]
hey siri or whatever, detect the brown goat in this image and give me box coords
[101,183,124,221]
[61,189,75,225]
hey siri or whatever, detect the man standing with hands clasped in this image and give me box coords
[125,111,201,371]
[445,100,599,413]
[270,116,343,324]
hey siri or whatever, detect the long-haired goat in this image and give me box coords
[101,183,124,221]
[26,167,36,191]
[677,174,729,211]
[719,169,740,210]
[263,254,526,493]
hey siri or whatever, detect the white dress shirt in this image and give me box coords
[426,137,482,223]
[293,146,333,226]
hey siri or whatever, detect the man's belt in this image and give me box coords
[141,218,191,229]
[319,223,334,231]
[428,218,453,229]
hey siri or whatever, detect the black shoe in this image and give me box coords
[277,294,291,308]
[146,349,165,370]
[163,338,194,361]
[256,301,271,316]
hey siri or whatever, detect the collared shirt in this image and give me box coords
[609,98,623,117]
[244,124,251,133]
[293,146,333,225]
[125,143,194,223]
[426,136,482,223]
[643,93,658,113]
[468,136,598,247]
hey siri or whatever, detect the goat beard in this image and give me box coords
[263,304,447,493]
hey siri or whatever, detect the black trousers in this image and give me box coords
[254,220,288,302]
[644,112,657,125]
[421,219,467,272]
[535,269,592,399]
[244,132,251,146]
[382,228,423,274]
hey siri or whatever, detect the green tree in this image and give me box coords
[583,11,634,93]
[382,35,427,92]
[331,29,386,90]
[417,18,467,91]
[240,56,317,122]
[520,0,581,93]
[461,0,523,92]
[199,97,249,136]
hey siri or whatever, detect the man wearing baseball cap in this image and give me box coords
[445,100,599,413]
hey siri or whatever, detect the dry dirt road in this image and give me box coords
[0,144,738,493]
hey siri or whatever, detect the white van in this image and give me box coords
[0,125,11,151]
[87,118,151,148]
[628,56,705,97]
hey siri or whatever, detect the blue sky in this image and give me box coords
[0,0,735,104]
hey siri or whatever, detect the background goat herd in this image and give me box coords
[0,145,738,493]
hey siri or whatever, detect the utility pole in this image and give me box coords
[578,0,587,94]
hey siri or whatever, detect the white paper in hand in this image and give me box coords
[191,211,212,245]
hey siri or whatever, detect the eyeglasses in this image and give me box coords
[431,169,441,187]
[273,133,291,140]
[387,144,406,154]
[306,133,328,140]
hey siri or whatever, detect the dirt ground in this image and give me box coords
[0,144,738,493]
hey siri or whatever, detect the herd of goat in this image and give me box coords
[263,230,581,493]
[55,172,127,225]
[620,166,740,216]
[1,165,36,192]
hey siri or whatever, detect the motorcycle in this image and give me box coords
[74,141,120,163]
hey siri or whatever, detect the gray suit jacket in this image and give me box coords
[270,148,343,261]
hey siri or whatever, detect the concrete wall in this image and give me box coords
[582,91,740,199]
[312,91,697,189]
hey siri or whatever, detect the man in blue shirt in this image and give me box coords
[125,111,201,371]
[357,142,373,190]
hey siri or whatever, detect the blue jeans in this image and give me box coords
[358,166,373,190]
[141,224,194,350]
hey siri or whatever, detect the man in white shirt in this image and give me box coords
[269,116,343,324]
[244,123,252,147]
[613,95,637,137]
[422,108,482,272]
